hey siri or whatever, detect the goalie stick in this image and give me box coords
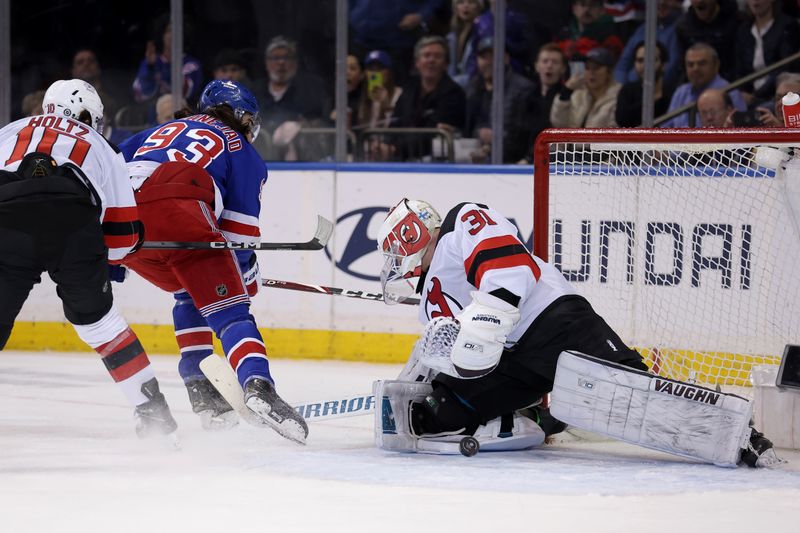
[261,278,421,306]
[141,215,333,251]
[199,354,374,423]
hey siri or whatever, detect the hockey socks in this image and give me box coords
[95,327,157,406]
[173,291,214,382]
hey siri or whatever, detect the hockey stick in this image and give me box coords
[141,215,333,251]
[261,278,421,306]
[199,354,375,423]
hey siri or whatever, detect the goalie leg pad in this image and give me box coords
[374,380,545,454]
[374,380,434,452]
[549,351,753,467]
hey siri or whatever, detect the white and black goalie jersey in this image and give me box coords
[418,202,576,344]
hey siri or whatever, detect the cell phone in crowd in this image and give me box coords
[367,71,384,93]
[569,61,585,78]
[732,109,762,127]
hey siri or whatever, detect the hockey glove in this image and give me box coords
[449,291,520,379]
[108,264,129,283]
[417,316,462,378]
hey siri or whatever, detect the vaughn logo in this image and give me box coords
[653,379,720,405]
[472,314,501,325]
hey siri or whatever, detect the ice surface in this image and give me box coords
[1,351,798,533]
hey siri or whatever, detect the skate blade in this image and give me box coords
[245,396,308,445]
[167,431,182,451]
[199,409,240,431]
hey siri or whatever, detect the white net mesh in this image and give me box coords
[543,135,800,395]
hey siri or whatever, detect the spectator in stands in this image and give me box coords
[616,41,675,127]
[463,37,538,163]
[211,48,253,91]
[555,0,624,65]
[752,71,800,126]
[661,42,746,127]
[734,0,800,105]
[697,88,735,126]
[384,36,466,161]
[515,43,568,164]
[349,0,445,85]
[446,0,485,87]
[533,43,568,118]
[132,14,203,106]
[605,0,647,41]
[337,54,366,128]
[468,0,539,80]
[358,50,403,129]
[551,46,621,128]
[614,0,683,87]
[71,49,122,123]
[155,93,187,125]
[20,90,44,117]
[257,35,332,159]
[675,0,741,82]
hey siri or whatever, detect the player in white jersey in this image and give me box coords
[375,199,776,466]
[0,79,177,438]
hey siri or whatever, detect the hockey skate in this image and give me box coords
[186,377,238,430]
[134,378,178,438]
[740,428,782,468]
[243,378,309,444]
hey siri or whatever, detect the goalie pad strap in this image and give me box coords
[549,351,753,467]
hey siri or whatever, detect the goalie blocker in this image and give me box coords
[550,351,779,467]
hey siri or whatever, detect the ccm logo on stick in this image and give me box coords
[209,242,257,249]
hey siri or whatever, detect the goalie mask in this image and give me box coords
[42,79,105,134]
[377,199,442,304]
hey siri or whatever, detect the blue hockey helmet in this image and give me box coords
[198,79,261,141]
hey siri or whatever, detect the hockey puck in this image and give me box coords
[459,436,479,457]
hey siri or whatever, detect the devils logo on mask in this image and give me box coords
[383,212,431,256]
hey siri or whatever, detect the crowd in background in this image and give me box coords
[10,0,800,163]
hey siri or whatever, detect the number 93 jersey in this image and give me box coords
[119,114,267,245]
[419,202,576,344]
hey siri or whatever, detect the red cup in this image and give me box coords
[781,92,800,127]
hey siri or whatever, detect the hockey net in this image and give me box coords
[533,128,800,396]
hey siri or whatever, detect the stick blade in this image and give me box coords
[312,215,334,248]
[199,354,262,426]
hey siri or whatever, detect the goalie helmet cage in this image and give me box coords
[533,128,800,394]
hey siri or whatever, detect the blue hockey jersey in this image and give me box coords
[119,114,267,286]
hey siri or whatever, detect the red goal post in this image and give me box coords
[533,128,800,391]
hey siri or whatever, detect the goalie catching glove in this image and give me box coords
[420,291,520,379]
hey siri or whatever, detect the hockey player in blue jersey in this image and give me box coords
[118,80,307,443]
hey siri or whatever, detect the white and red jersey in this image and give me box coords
[419,202,576,344]
[0,114,140,262]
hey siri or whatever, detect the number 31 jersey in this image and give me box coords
[419,202,576,344]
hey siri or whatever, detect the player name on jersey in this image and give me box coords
[652,379,721,405]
